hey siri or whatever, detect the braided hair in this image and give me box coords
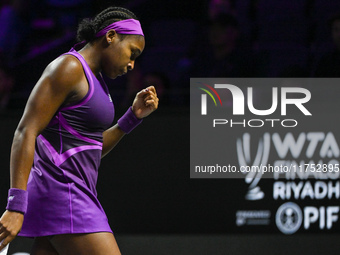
[77,7,138,43]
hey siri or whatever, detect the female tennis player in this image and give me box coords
[0,6,158,255]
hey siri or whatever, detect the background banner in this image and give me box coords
[190,78,340,234]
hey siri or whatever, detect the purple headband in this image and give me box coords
[95,19,144,37]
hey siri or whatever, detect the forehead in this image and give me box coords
[124,35,145,51]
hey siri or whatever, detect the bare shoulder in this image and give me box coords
[42,54,85,91]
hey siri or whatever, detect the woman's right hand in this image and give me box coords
[0,210,24,251]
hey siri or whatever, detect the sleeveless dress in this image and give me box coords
[19,47,115,237]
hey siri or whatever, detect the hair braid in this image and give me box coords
[77,6,138,42]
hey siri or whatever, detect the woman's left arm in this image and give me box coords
[101,86,159,157]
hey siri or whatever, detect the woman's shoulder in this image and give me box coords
[30,53,88,100]
[42,54,85,86]
[47,54,83,74]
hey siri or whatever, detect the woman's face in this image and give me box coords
[102,34,145,79]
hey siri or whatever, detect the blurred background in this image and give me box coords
[1,0,340,254]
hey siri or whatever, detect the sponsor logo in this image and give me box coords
[236,210,271,226]
[276,203,340,234]
[276,202,302,234]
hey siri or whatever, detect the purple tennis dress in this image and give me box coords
[19,47,115,237]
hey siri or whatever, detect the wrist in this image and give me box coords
[131,105,140,119]
[117,107,143,134]
[6,188,28,215]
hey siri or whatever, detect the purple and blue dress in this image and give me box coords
[19,47,115,237]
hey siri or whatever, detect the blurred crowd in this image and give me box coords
[1,0,340,111]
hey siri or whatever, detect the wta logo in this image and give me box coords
[237,133,271,200]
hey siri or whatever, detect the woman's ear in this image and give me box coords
[105,29,118,45]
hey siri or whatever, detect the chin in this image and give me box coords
[103,71,119,79]
[110,74,119,79]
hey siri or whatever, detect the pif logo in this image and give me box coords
[200,84,312,116]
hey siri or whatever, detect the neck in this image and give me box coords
[78,40,103,77]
